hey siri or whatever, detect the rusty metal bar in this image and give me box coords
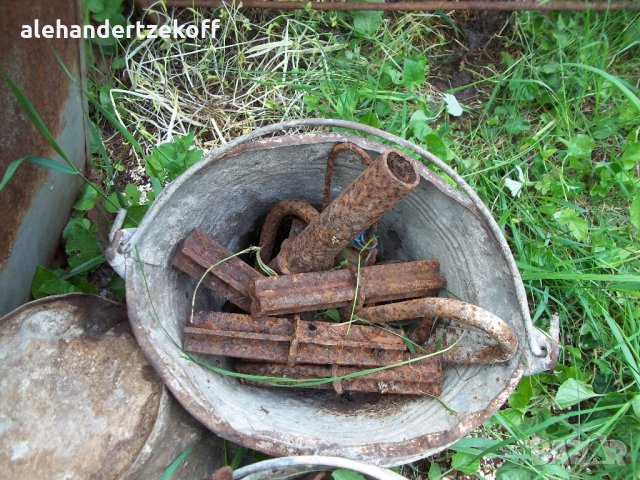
[138,0,640,11]
[259,200,320,263]
[250,260,444,317]
[184,312,407,367]
[171,229,263,310]
[272,150,420,274]
[359,297,519,363]
[172,249,252,311]
[236,356,443,396]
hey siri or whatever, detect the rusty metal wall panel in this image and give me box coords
[0,0,88,314]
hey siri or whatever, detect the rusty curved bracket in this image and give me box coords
[359,297,519,364]
[258,200,320,263]
[322,142,374,211]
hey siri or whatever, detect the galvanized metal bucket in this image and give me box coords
[233,456,408,480]
[107,119,558,466]
[0,294,223,479]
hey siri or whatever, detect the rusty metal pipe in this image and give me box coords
[272,150,420,273]
[259,200,320,263]
[250,260,444,317]
[322,142,373,211]
[359,297,519,363]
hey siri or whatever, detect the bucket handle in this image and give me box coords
[107,118,558,375]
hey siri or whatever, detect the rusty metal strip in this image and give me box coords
[258,200,320,263]
[250,260,444,317]
[236,356,443,396]
[171,229,263,302]
[271,150,420,274]
[171,249,252,311]
[184,312,407,367]
[359,297,519,363]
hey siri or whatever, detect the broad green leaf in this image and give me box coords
[427,461,442,480]
[382,64,403,86]
[65,224,102,269]
[123,204,150,228]
[450,452,479,475]
[353,9,383,36]
[443,93,463,117]
[562,134,595,160]
[63,217,91,239]
[104,192,122,213]
[358,111,380,128]
[620,141,639,170]
[423,134,448,160]
[509,378,533,409]
[87,0,104,14]
[73,183,99,211]
[317,308,341,322]
[500,408,525,427]
[108,274,125,301]
[630,193,640,230]
[124,183,141,206]
[555,209,588,242]
[496,464,535,480]
[331,469,366,480]
[409,109,431,139]
[403,57,426,88]
[0,156,77,192]
[504,116,531,135]
[31,265,78,299]
[69,275,99,294]
[555,378,600,408]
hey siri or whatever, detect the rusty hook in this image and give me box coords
[322,142,374,211]
[358,297,519,364]
[258,200,320,263]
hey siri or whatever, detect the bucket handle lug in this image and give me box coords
[106,208,137,280]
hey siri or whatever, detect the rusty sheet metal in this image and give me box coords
[236,355,443,396]
[184,312,407,367]
[359,297,519,364]
[250,260,444,317]
[272,150,420,274]
[259,200,320,263]
[0,0,87,315]
[171,229,262,309]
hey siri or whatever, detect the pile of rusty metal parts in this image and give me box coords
[172,143,519,396]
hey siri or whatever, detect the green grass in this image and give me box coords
[442,10,640,479]
[12,3,637,478]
